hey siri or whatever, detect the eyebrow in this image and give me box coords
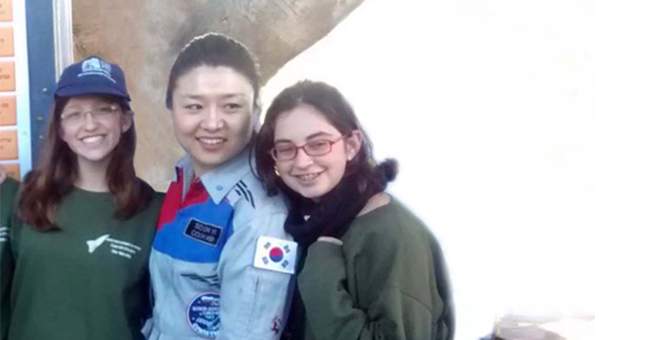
[274,131,336,144]
[181,93,248,101]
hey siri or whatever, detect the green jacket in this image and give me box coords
[298,197,454,340]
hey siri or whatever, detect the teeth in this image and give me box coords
[198,137,225,145]
[297,173,320,181]
[81,136,103,144]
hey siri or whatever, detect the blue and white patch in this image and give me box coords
[79,57,116,83]
[184,218,223,246]
[187,292,220,338]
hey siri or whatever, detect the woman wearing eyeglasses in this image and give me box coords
[1,56,162,340]
[255,80,455,340]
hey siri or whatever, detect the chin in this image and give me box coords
[296,186,330,201]
[79,153,112,162]
[193,153,229,168]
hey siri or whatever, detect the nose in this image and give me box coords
[200,106,224,131]
[292,147,314,168]
[82,111,99,130]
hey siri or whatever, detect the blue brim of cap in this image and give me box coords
[55,83,131,102]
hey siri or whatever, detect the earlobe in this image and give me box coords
[121,112,134,133]
[346,130,363,161]
[347,148,355,161]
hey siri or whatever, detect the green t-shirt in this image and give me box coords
[4,185,163,340]
[0,178,19,339]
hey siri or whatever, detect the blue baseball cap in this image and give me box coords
[55,56,131,106]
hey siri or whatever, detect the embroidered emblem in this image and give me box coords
[180,273,221,289]
[253,236,298,274]
[85,234,141,259]
[188,292,220,338]
[79,57,116,83]
[86,234,110,253]
[236,180,255,208]
[184,218,223,246]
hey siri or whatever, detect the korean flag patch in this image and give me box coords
[253,236,298,275]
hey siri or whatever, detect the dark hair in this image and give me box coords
[255,80,397,199]
[165,32,261,111]
[17,95,153,230]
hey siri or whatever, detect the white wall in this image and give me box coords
[264,1,658,339]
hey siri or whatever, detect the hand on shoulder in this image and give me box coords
[316,236,343,246]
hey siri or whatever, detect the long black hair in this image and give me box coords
[166,32,261,112]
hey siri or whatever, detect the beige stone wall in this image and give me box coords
[71,0,363,190]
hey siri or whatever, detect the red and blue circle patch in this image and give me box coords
[269,247,284,262]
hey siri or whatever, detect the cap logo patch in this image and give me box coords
[79,57,116,83]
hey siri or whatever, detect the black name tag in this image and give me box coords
[184,219,222,246]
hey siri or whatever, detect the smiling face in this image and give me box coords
[170,65,256,176]
[59,95,132,169]
[273,103,362,200]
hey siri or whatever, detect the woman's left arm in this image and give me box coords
[215,209,295,340]
[299,231,446,340]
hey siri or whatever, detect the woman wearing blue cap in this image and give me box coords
[0,56,162,340]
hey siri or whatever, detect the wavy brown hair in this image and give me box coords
[17,96,153,230]
[255,80,397,198]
